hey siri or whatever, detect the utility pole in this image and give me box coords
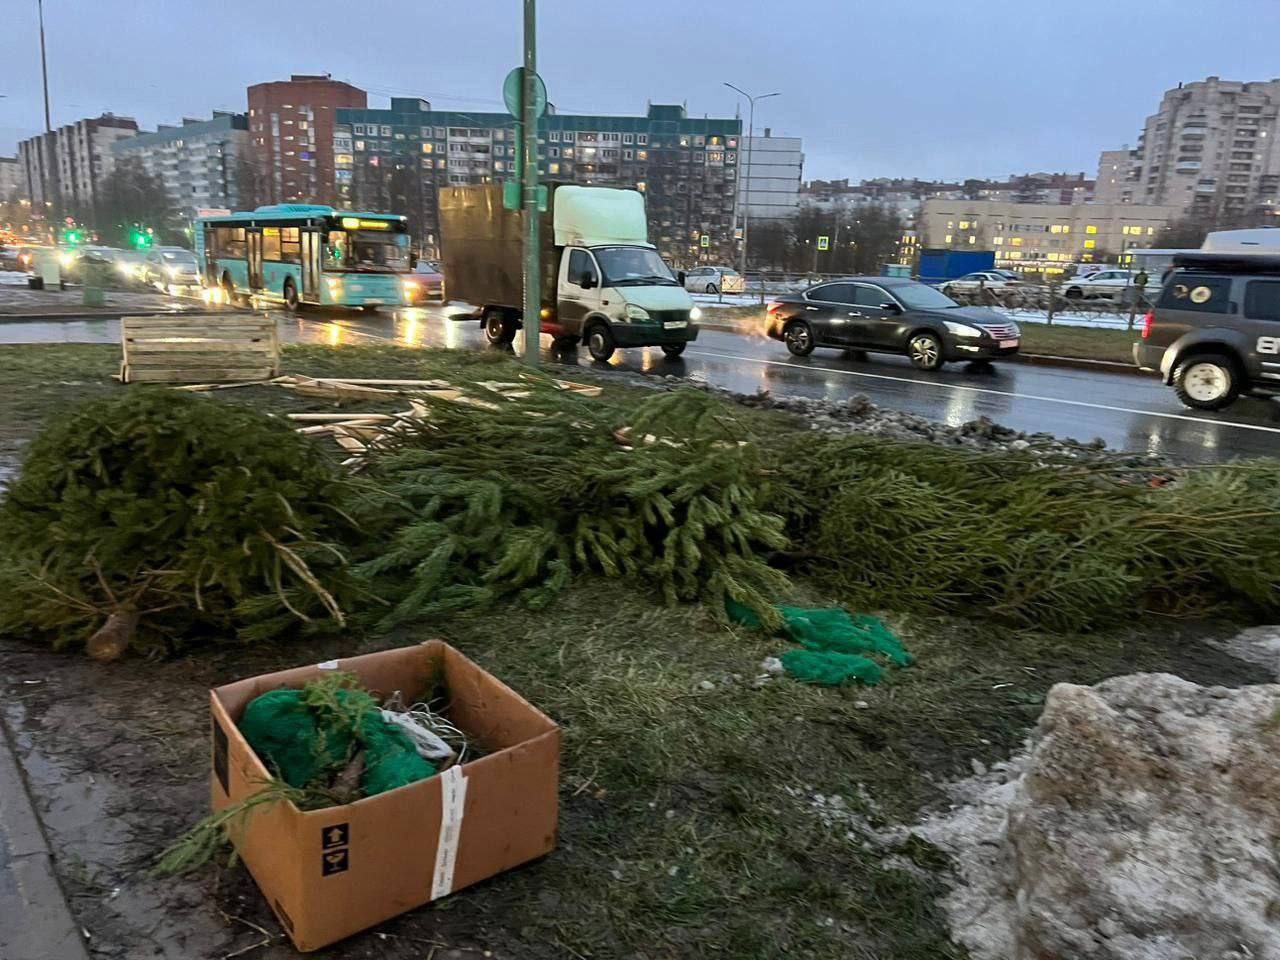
[520,0,540,366]
[724,83,778,279]
[38,0,51,132]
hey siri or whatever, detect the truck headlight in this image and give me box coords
[944,321,983,338]
[625,304,650,321]
[689,306,702,321]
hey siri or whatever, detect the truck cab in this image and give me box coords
[440,184,701,361]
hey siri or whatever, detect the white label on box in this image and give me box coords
[316,660,341,670]
[431,765,469,899]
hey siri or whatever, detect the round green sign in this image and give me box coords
[503,67,548,119]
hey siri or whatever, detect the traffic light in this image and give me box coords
[128,226,153,250]
[60,226,83,245]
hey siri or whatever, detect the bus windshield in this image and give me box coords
[324,229,409,273]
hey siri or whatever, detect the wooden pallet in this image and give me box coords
[120,313,280,384]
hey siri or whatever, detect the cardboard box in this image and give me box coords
[209,640,560,951]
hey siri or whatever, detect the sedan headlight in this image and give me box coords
[944,320,983,338]
[624,304,650,321]
[689,306,702,321]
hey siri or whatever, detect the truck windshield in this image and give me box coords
[594,246,679,286]
[324,230,410,273]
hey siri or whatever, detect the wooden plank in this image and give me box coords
[126,367,274,383]
[124,329,275,341]
[287,413,396,422]
[126,341,275,355]
[307,378,455,388]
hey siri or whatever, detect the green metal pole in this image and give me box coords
[521,0,540,366]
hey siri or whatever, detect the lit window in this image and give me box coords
[1084,239,1096,249]
[1062,225,1070,234]
[549,162,561,174]
[1086,224,1098,234]
[422,143,433,154]
[968,236,976,245]
[494,161,504,172]
[636,150,646,161]
[354,140,365,151]
[944,234,953,243]
[992,237,1004,245]
[947,221,954,229]
[1010,237,1023,246]
[562,148,574,158]
[1147,227,1155,235]
[636,181,646,192]
[959,220,970,229]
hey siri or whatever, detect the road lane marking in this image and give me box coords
[687,349,1280,437]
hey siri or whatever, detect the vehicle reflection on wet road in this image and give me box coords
[2,305,1276,463]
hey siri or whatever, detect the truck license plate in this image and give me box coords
[999,339,1019,349]
[664,320,687,329]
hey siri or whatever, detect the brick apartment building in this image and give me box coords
[246,74,366,205]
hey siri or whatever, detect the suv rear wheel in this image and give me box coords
[1172,353,1242,411]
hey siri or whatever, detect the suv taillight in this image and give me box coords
[766,301,782,315]
[1140,310,1154,339]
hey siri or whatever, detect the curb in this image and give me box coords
[0,709,91,960]
[0,309,207,323]
[698,321,1143,376]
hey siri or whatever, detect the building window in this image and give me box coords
[623,149,633,160]
[354,140,365,151]
[993,237,1004,245]
[1010,237,1023,246]
[1084,239,1096,249]
[636,133,647,145]
[494,161,505,172]
[422,143,433,154]
[622,132,634,144]
[562,148,574,158]
[1085,224,1098,234]
[549,147,559,158]
[549,131,560,142]
[562,131,575,143]
[549,162,561,175]
[968,236,976,245]
[944,234,953,243]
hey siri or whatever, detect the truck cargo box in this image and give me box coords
[438,184,556,311]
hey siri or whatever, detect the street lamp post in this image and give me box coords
[37,0,52,133]
[723,83,778,279]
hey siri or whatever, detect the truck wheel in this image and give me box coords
[1172,353,1241,411]
[585,323,616,362]
[483,308,516,345]
[661,343,686,359]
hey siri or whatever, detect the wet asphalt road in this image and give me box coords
[4,306,1279,463]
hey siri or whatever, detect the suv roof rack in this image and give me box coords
[1171,253,1280,275]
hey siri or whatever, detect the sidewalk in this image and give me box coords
[0,283,202,321]
[0,710,90,960]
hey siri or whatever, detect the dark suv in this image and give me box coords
[1134,253,1280,410]
[764,277,1021,370]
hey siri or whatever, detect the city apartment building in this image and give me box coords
[112,113,249,218]
[0,156,23,201]
[920,199,1179,268]
[1100,77,1280,220]
[332,99,743,263]
[17,113,139,215]
[247,74,366,205]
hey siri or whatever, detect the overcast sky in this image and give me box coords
[3,0,1280,183]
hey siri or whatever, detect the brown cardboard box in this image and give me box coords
[209,640,560,952]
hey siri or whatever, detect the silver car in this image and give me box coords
[143,247,200,287]
[683,265,742,294]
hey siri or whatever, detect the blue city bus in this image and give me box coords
[193,204,412,310]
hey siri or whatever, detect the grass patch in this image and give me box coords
[1017,323,1137,364]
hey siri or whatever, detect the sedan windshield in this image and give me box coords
[594,246,679,286]
[892,283,960,310]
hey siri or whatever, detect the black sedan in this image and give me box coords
[764,277,1022,370]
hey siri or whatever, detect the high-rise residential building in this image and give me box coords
[246,74,366,205]
[332,99,742,264]
[111,113,249,219]
[1103,77,1280,221]
[0,156,23,201]
[1094,149,1140,205]
[737,129,804,225]
[919,199,1179,270]
[17,113,139,215]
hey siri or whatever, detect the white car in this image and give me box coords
[941,271,1021,295]
[1061,269,1150,300]
[683,265,743,294]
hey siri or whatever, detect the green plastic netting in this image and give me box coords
[727,599,915,686]
[240,685,436,797]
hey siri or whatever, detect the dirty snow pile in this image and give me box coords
[917,673,1280,960]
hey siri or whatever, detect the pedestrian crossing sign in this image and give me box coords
[817,236,830,251]
[700,235,710,248]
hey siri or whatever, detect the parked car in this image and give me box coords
[404,259,445,302]
[1133,251,1280,410]
[141,247,200,287]
[1061,269,1150,300]
[941,271,1022,296]
[765,277,1021,370]
[683,265,743,294]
